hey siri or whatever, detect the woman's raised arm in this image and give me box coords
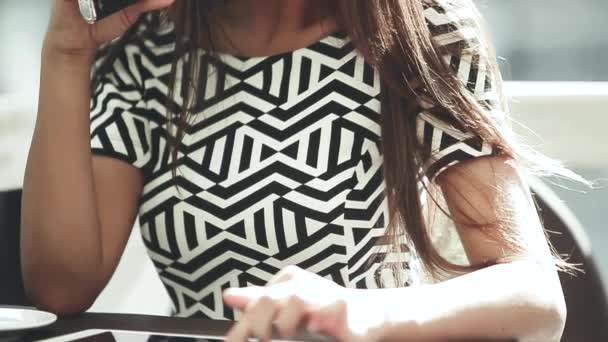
[20,0,173,316]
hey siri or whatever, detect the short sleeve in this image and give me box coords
[89,37,152,170]
[417,1,506,181]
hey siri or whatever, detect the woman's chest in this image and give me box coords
[133,49,416,291]
[138,83,386,251]
[140,48,386,228]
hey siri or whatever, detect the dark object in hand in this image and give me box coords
[78,0,138,24]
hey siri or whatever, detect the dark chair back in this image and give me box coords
[530,178,608,342]
[0,188,29,306]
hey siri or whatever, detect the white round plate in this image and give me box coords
[0,308,57,332]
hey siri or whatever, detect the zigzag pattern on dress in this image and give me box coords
[424,0,499,105]
[90,1,501,319]
[418,0,501,179]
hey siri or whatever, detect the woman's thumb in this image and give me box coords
[91,0,175,44]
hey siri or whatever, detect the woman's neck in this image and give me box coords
[212,0,336,57]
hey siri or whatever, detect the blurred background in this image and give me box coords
[0,0,606,314]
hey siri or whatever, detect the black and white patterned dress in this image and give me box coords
[90,3,501,319]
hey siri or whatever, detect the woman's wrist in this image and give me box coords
[41,40,97,69]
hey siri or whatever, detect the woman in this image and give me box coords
[22,0,573,341]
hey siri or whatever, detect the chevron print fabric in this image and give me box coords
[90,3,500,319]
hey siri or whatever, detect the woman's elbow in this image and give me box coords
[31,295,93,318]
[524,281,567,342]
[24,274,100,317]
[27,286,96,317]
[541,292,567,342]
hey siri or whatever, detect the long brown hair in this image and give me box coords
[93,0,583,280]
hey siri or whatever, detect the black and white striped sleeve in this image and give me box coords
[89,41,152,170]
[417,1,506,181]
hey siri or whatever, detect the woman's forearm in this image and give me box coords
[21,48,104,311]
[370,260,566,342]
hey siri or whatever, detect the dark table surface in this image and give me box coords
[0,307,519,342]
[0,309,326,342]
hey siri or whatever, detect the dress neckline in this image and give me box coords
[208,31,349,61]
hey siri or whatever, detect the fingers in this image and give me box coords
[224,266,346,341]
[226,294,313,342]
[226,299,358,342]
[226,296,277,342]
[224,266,307,309]
[91,0,174,44]
[223,286,265,310]
[274,295,310,338]
[223,281,296,310]
[308,300,350,341]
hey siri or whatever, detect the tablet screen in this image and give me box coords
[38,329,226,342]
[112,330,224,341]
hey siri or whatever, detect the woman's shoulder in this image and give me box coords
[422,0,482,49]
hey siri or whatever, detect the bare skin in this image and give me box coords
[21,0,176,315]
[210,0,337,57]
[21,0,337,316]
[23,1,566,341]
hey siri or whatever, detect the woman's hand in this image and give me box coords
[223,266,391,342]
[45,0,174,57]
